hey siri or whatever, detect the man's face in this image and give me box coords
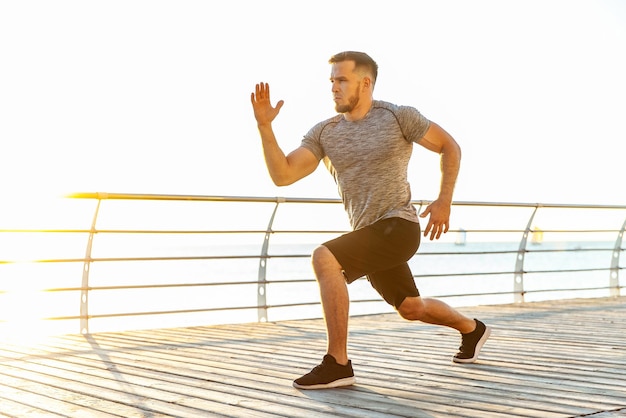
[330,61,362,114]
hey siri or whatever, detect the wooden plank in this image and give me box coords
[0,297,624,417]
[11,335,423,417]
[0,374,117,418]
[47,330,531,416]
[72,328,604,416]
[0,397,68,418]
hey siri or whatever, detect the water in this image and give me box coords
[1,237,622,336]
[1,197,624,336]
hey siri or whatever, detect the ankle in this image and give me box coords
[460,318,477,335]
[328,353,349,366]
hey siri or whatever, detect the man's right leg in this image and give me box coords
[311,245,350,365]
[293,218,418,389]
[292,245,355,389]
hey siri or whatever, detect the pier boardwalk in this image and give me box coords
[1,297,625,417]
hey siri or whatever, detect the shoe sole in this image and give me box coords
[452,325,492,364]
[292,376,356,390]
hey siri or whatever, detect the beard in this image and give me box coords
[334,83,360,113]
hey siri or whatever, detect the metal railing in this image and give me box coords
[1,193,624,335]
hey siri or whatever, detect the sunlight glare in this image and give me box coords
[0,268,57,344]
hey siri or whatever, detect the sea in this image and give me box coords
[0,238,622,337]
[0,197,624,336]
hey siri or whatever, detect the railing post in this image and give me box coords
[610,216,626,297]
[257,199,283,322]
[80,198,102,334]
[514,205,539,303]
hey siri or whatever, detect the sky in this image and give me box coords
[1,0,625,338]
[2,0,625,206]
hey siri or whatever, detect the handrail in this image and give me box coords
[79,199,100,334]
[1,193,624,335]
[611,218,626,297]
[257,201,281,322]
[514,206,538,303]
[68,192,626,210]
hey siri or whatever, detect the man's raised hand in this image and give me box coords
[251,82,284,126]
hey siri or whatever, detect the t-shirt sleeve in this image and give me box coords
[300,121,326,161]
[397,105,431,144]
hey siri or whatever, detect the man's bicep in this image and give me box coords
[285,146,321,181]
[418,122,456,153]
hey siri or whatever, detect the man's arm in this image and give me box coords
[417,122,462,240]
[251,82,319,186]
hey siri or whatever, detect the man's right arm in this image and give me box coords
[257,123,319,186]
[251,82,319,186]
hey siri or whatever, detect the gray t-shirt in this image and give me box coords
[301,100,430,230]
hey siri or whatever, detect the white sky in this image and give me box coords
[2,0,625,205]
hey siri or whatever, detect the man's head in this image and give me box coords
[329,51,378,118]
[329,51,378,86]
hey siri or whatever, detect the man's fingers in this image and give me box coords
[253,83,281,108]
[424,220,433,238]
[429,224,441,240]
[251,82,284,125]
[258,82,270,100]
[253,82,268,101]
[264,82,270,99]
[424,220,448,240]
[430,224,439,240]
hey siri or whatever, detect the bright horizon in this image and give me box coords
[2,0,626,341]
[1,0,625,207]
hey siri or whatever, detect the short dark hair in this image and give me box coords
[329,51,378,85]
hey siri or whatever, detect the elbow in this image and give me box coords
[272,179,291,187]
[270,173,295,187]
[442,140,461,159]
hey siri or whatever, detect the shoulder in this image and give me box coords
[371,100,430,142]
[301,114,343,160]
[316,114,343,128]
[307,114,343,137]
[371,100,421,117]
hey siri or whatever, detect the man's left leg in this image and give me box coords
[397,296,474,332]
[397,296,491,363]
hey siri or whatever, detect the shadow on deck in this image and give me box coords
[1,297,625,417]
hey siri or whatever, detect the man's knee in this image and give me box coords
[312,245,334,265]
[397,296,425,320]
[311,245,343,278]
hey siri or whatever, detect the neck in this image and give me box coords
[343,97,373,122]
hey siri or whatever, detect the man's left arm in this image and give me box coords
[417,122,462,240]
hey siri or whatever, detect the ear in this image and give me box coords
[362,76,372,90]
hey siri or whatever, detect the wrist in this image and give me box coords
[437,194,453,205]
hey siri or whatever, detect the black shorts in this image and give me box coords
[323,217,421,308]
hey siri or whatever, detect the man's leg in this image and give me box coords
[311,245,350,365]
[397,296,475,333]
[397,296,491,363]
[292,245,355,389]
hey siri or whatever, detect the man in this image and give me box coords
[250,51,490,390]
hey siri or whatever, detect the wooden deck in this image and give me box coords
[1,297,625,418]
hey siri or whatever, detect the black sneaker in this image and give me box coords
[293,354,356,389]
[453,319,491,363]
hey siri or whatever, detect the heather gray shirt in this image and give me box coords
[301,100,430,230]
